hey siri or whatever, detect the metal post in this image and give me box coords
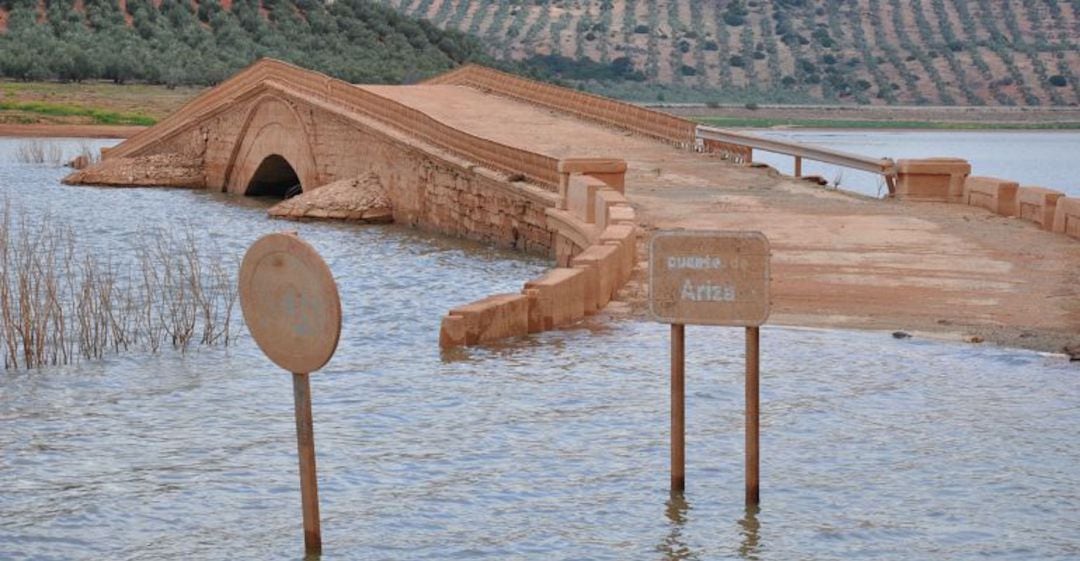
[745,327,760,505]
[671,323,686,492]
[292,372,322,554]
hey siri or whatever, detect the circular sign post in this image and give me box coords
[239,231,341,555]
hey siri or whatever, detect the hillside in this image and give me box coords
[372,0,1080,106]
[0,0,486,86]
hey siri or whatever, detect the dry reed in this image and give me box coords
[0,202,239,370]
[14,140,65,166]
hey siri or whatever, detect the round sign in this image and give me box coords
[239,232,341,374]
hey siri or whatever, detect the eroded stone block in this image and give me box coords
[964,176,1019,216]
[895,158,971,202]
[1016,186,1065,230]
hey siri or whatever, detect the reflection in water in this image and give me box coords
[658,492,699,561]
[738,505,761,560]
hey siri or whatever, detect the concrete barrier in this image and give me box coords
[1052,197,1080,239]
[895,158,971,202]
[963,176,1019,216]
[1016,186,1065,230]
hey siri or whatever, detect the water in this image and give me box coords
[1,139,1078,560]
[752,130,1080,198]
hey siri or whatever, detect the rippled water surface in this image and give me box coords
[1,139,1078,560]
[754,130,1080,198]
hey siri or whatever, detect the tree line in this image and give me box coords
[0,0,491,86]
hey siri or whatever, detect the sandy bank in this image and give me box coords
[0,124,145,138]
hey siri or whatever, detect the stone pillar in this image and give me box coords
[894,158,971,202]
[557,158,628,193]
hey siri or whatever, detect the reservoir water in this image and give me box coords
[753,130,1080,199]
[1,138,1077,560]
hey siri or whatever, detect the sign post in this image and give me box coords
[239,232,342,554]
[649,230,770,505]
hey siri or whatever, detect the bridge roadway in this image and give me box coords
[363,84,1079,350]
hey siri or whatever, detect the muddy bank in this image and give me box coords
[0,124,145,138]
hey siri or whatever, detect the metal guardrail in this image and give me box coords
[696,125,897,193]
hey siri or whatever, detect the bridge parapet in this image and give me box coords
[104,58,565,191]
[425,64,698,148]
[439,162,638,348]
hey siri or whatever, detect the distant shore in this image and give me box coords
[4,79,1080,133]
[0,124,145,138]
[659,103,1080,130]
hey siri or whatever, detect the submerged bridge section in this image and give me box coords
[66,59,1080,352]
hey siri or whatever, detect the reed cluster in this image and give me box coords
[0,204,238,370]
[14,140,64,166]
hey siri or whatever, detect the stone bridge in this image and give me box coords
[66,59,1080,353]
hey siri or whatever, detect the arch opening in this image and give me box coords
[245,154,302,198]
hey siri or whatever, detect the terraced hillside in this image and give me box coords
[373,0,1080,106]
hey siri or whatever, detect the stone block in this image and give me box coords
[523,268,587,330]
[567,175,601,224]
[895,158,971,202]
[523,288,543,333]
[572,261,600,315]
[558,158,628,193]
[441,293,530,346]
[963,176,1019,216]
[571,244,620,309]
[439,314,469,347]
[1052,197,1080,240]
[608,204,636,225]
[594,188,629,229]
[599,224,637,286]
[1015,186,1065,230]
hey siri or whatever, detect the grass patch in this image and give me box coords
[695,116,1080,130]
[0,100,156,126]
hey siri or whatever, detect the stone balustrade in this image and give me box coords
[963,176,1019,216]
[1052,197,1080,239]
[439,161,638,348]
[424,64,697,148]
[1016,187,1065,230]
[895,158,1078,242]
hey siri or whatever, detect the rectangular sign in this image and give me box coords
[649,230,771,326]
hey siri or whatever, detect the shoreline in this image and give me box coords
[661,104,1080,130]
[694,119,1080,131]
[0,124,146,139]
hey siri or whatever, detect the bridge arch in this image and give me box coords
[225,95,319,196]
